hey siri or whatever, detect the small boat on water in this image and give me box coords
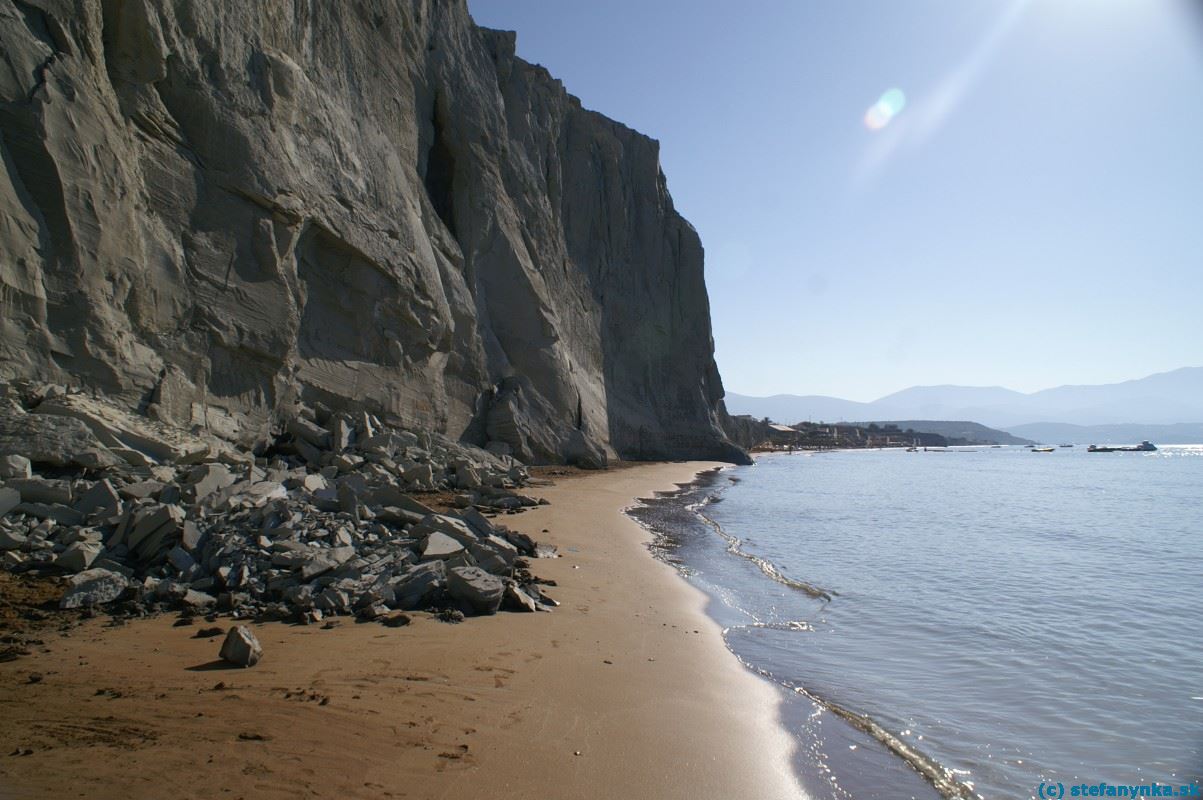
[1087,441,1157,453]
[1058,444,1074,448]
[1032,447,1055,453]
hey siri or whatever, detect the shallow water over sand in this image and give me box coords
[631,446,1203,799]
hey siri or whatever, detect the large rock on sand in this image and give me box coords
[447,566,505,616]
[219,626,263,668]
[60,569,130,609]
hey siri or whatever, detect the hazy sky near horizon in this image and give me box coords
[468,0,1203,401]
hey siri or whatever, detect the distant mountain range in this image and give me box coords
[726,367,1203,430]
[1006,422,1203,445]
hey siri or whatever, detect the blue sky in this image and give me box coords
[468,1,1203,401]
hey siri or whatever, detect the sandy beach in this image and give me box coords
[0,462,805,800]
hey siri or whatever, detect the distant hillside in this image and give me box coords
[861,421,1034,446]
[1005,422,1203,445]
[726,367,1203,428]
[723,393,875,425]
[722,416,954,451]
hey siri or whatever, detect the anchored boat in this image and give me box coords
[1087,441,1157,453]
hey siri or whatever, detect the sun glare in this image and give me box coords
[864,88,907,131]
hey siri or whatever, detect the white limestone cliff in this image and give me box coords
[0,0,747,465]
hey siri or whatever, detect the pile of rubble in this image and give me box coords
[0,381,558,624]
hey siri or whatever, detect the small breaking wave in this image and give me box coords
[630,467,839,602]
[726,648,982,800]
[798,688,982,800]
[749,620,814,633]
[688,500,839,603]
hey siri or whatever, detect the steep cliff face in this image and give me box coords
[0,0,747,465]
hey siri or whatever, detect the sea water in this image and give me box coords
[629,446,1203,799]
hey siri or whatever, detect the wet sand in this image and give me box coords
[0,462,805,800]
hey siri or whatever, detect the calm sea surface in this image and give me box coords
[630,446,1203,800]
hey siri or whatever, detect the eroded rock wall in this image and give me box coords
[0,0,747,465]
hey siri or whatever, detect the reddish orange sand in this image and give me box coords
[0,462,804,799]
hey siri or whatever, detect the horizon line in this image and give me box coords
[727,364,1202,405]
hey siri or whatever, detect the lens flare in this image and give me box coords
[863,88,907,131]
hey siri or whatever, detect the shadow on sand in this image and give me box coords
[185,659,242,672]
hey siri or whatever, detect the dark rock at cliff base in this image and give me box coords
[0,0,744,467]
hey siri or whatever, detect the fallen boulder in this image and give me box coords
[469,535,519,574]
[36,394,213,465]
[123,504,186,557]
[411,514,480,548]
[503,580,539,613]
[0,487,19,518]
[182,464,236,504]
[0,410,120,469]
[387,561,446,610]
[218,625,263,667]
[55,540,103,572]
[74,480,121,517]
[16,502,84,526]
[5,477,73,505]
[60,568,130,609]
[420,532,465,561]
[288,417,331,450]
[447,566,505,615]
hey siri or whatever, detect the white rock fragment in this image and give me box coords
[0,455,31,480]
[421,532,465,561]
[60,568,129,609]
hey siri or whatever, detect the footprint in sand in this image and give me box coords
[434,744,474,771]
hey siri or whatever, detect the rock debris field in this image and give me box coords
[0,380,559,649]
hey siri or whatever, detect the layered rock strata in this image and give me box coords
[0,0,747,465]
